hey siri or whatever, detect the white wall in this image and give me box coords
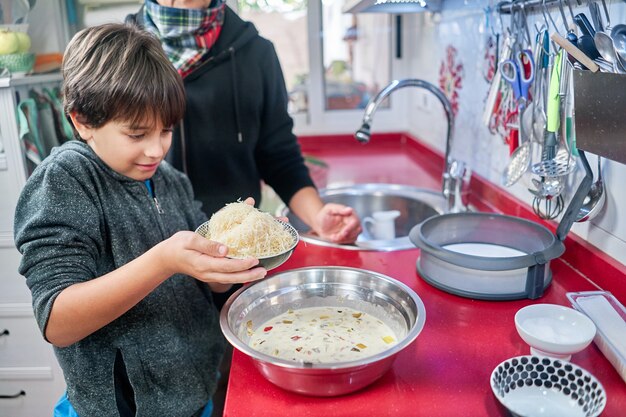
[405,0,626,266]
[26,0,70,54]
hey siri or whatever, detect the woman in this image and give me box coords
[127,0,362,244]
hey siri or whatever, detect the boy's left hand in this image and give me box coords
[314,203,362,244]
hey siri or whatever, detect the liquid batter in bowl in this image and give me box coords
[248,306,398,364]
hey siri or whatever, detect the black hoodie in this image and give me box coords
[128,6,314,217]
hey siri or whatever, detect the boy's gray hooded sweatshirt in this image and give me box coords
[14,141,225,417]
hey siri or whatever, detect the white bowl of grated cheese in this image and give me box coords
[515,304,596,361]
[195,202,299,271]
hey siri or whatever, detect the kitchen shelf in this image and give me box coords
[0,72,63,88]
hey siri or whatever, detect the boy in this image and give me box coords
[13,23,266,417]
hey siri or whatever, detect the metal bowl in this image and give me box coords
[195,219,299,271]
[220,266,426,396]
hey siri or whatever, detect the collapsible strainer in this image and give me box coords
[409,150,594,300]
[409,212,563,300]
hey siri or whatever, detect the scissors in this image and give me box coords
[500,49,535,108]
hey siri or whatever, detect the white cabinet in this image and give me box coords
[0,74,66,416]
[0,305,65,415]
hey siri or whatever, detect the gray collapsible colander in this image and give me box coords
[409,151,593,300]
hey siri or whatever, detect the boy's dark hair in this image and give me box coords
[62,23,185,130]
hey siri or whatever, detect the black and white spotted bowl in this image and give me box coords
[490,356,606,417]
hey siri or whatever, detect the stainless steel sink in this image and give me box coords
[283,183,446,251]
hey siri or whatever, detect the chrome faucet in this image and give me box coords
[355,78,468,212]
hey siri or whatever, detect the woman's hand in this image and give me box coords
[156,231,267,284]
[313,203,362,244]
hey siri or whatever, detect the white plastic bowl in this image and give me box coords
[515,304,597,361]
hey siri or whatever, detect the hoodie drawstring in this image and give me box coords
[229,47,244,143]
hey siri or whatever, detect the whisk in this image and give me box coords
[533,193,565,220]
[530,176,565,220]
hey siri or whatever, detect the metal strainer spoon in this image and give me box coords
[502,107,533,187]
[576,156,606,222]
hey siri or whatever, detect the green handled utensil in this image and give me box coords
[544,49,564,159]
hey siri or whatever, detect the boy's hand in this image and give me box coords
[157,231,267,284]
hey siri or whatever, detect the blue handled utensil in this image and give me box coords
[500,49,535,107]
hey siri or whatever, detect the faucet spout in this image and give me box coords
[355,79,465,212]
[355,122,371,143]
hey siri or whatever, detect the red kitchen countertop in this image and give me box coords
[223,134,626,417]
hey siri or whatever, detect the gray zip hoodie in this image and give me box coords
[14,140,225,417]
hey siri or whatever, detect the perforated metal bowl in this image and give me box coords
[195,219,299,270]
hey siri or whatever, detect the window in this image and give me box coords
[238,0,309,114]
[239,0,392,116]
[321,0,391,111]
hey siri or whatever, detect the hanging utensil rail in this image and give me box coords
[497,0,582,14]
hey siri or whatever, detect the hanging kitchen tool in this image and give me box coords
[500,50,535,187]
[588,0,604,33]
[573,13,602,62]
[560,50,579,157]
[531,29,550,145]
[502,27,542,188]
[576,156,606,222]
[558,0,584,66]
[611,24,626,67]
[482,6,500,83]
[550,32,600,72]
[409,150,593,301]
[533,44,577,219]
[541,48,563,161]
[529,49,566,220]
[532,187,565,219]
[483,33,513,129]
[499,7,535,157]
[594,0,626,73]
[504,12,526,152]
[502,113,532,187]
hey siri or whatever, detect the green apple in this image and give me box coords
[0,30,19,55]
[15,32,31,53]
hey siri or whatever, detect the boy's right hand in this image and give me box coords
[156,231,267,284]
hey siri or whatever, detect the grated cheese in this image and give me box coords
[204,201,295,258]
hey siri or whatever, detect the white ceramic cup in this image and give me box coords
[362,210,401,240]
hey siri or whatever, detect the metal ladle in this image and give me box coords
[610,21,626,66]
[576,156,606,222]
